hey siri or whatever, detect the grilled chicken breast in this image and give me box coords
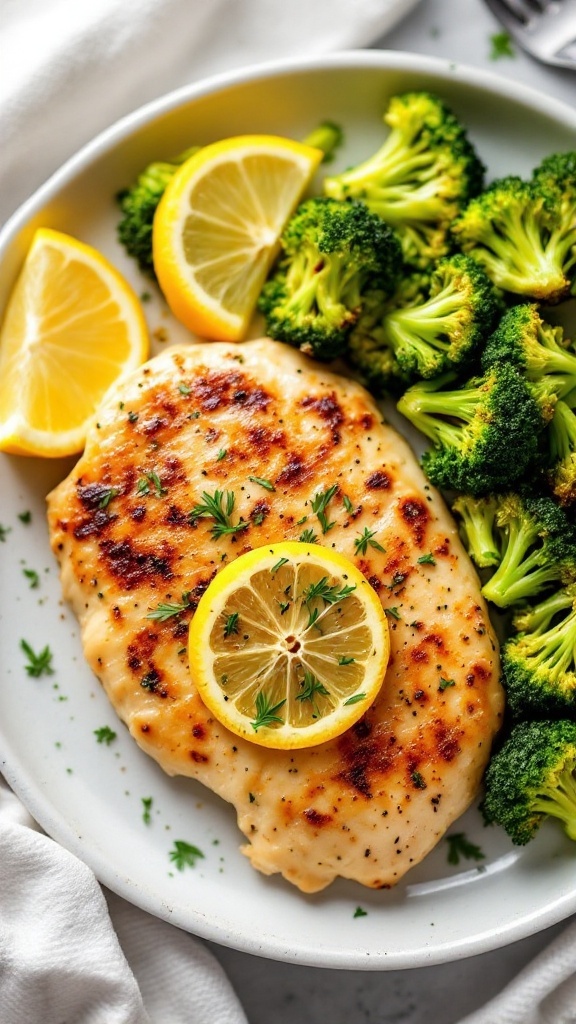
[47,339,503,893]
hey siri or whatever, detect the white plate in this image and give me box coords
[1,52,576,971]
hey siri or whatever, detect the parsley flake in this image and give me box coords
[386,607,401,620]
[439,677,456,691]
[94,726,117,745]
[142,797,153,824]
[490,31,515,60]
[224,612,240,637]
[446,833,485,866]
[98,486,119,509]
[147,593,192,621]
[169,840,205,871]
[249,475,275,492]
[178,382,192,395]
[23,568,40,589]
[20,639,54,678]
[18,511,32,524]
[353,906,368,918]
[343,693,366,706]
[216,449,227,462]
[354,527,385,556]
[417,553,436,566]
[0,524,11,542]
[338,656,355,665]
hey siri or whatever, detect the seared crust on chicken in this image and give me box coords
[47,339,503,893]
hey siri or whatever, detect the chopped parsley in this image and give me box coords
[354,527,385,556]
[343,495,354,513]
[137,471,166,497]
[178,382,192,395]
[216,449,227,461]
[98,486,119,509]
[94,726,117,745]
[353,906,368,918]
[224,612,240,637]
[417,553,436,566]
[18,511,32,524]
[411,770,427,790]
[141,797,153,825]
[249,475,275,492]
[338,656,355,665]
[169,840,205,871]
[189,489,248,540]
[439,677,456,691]
[20,639,54,678]
[296,671,330,718]
[490,31,515,59]
[127,410,139,423]
[446,832,485,866]
[386,606,401,620]
[0,524,11,542]
[251,691,286,731]
[311,484,338,533]
[23,568,40,589]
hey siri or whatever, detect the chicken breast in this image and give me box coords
[47,339,503,893]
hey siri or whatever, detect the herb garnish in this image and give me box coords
[147,593,192,621]
[311,484,338,533]
[0,524,11,542]
[338,656,355,665]
[439,677,456,691]
[417,553,436,566]
[296,670,330,718]
[386,606,401,620]
[224,612,240,637]
[249,475,276,492]
[343,495,354,513]
[23,568,40,589]
[354,527,385,556]
[169,840,205,871]
[353,906,368,918]
[98,487,119,509]
[217,449,227,461]
[271,557,289,574]
[137,471,166,497]
[490,31,515,60]
[343,693,366,706]
[94,726,117,745]
[189,489,248,539]
[21,639,54,678]
[446,833,485,866]
[141,797,153,824]
[411,770,427,790]
[299,528,318,544]
[18,511,32,524]
[178,382,192,395]
[251,691,286,731]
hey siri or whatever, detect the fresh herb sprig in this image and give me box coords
[354,527,385,556]
[311,485,338,534]
[21,639,54,678]
[169,840,205,871]
[446,832,485,866]
[189,489,248,540]
[251,691,286,731]
[147,592,192,621]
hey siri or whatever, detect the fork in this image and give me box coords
[483,0,576,69]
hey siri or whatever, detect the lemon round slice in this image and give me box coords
[0,228,149,457]
[152,135,323,341]
[188,542,390,749]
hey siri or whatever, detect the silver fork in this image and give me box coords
[483,0,576,69]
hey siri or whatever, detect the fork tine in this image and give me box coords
[492,0,531,23]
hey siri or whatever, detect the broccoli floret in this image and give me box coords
[479,494,576,607]
[258,197,401,361]
[323,91,485,270]
[396,365,551,495]
[451,174,576,303]
[483,718,576,844]
[117,147,200,275]
[482,303,576,398]
[451,494,501,568]
[548,391,576,506]
[502,588,576,718]
[383,254,500,380]
[346,285,405,392]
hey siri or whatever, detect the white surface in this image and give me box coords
[1,52,576,983]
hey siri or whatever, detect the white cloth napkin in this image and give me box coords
[0,0,419,226]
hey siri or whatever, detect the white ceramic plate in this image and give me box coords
[1,52,576,971]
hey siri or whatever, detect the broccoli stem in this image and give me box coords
[514,588,574,635]
[397,376,483,449]
[385,282,463,356]
[482,518,560,606]
[517,610,576,682]
[452,496,501,568]
[471,206,569,296]
[531,766,576,841]
[302,122,343,164]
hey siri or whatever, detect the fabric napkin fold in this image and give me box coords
[0,0,420,225]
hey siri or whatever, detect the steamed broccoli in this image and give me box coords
[482,304,576,398]
[483,718,576,844]
[117,146,200,275]
[396,365,551,495]
[451,494,501,568]
[548,390,576,506]
[502,587,576,718]
[258,197,401,360]
[479,494,576,608]
[323,91,485,270]
[451,171,576,303]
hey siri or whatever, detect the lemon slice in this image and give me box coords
[188,542,390,749]
[152,135,324,341]
[0,227,149,457]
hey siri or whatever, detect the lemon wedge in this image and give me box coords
[0,228,149,457]
[188,542,390,749]
[152,135,323,341]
